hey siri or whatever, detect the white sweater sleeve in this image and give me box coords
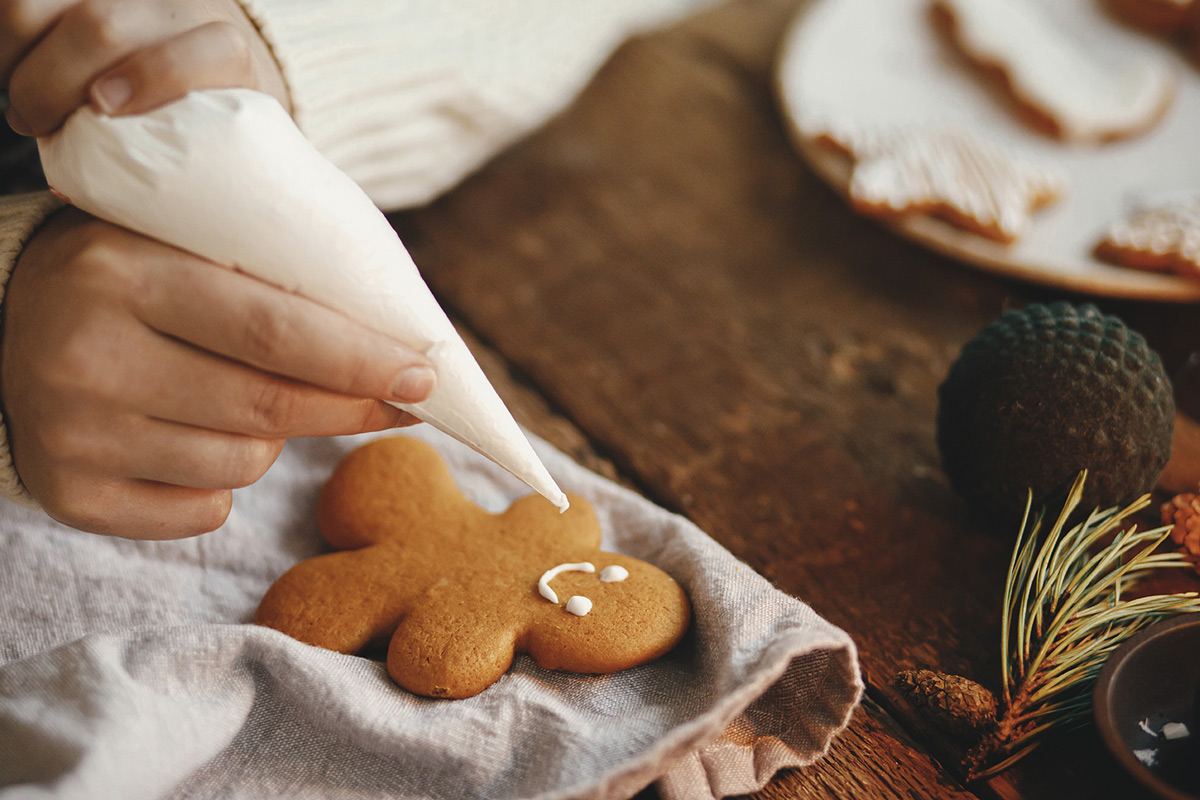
[0,192,66,507]
[235,0,707,210]
[0,1,707,509]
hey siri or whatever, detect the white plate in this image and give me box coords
[776,0,1200,302]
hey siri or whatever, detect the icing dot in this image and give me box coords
[600,565,629,583]
[565,596,593,616]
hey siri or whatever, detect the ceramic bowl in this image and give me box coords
[1094,615,1200,800]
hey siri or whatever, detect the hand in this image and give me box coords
[1,0,289,137]
[2,208,436,538]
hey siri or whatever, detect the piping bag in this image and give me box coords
[38,88,569,512]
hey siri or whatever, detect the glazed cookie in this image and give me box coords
[1095,197,1200,277]
[813,124,1066,243]
[932,0,1176,142]
[255,436,691,699]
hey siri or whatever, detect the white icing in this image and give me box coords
[537,562,595,604]
[1102,197,1200,270]
[565,596,593,616]
[1162,721,1190,740]
[1134,747,1158,767]
[600,565,629,583]
[37,89,570,512]
[817,124,1065,241]
[936,0,1175,142]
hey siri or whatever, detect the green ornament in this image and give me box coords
[937,302,1174,524]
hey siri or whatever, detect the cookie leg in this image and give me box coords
[255,549,411,654]
[387,593,520,699]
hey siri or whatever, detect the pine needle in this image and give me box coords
[966,471,1200,780]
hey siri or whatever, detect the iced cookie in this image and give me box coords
[932,0,1176,142]
[255,436,691,699]
[813,124,1066,243]
[1095,197,1200,277]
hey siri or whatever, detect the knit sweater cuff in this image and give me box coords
[0,192,65,509]
[235,0,703,210]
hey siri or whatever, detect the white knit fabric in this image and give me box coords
[0,192,64,508]
[238,0,706,208]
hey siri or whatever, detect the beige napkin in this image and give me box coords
[0,427,860,800]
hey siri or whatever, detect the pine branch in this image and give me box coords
[964,471,1200,781]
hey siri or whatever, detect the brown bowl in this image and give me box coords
[1095,615,1200,800]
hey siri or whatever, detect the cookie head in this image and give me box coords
[255,436,691,698]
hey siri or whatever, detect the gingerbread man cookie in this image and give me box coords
[814,124,1066,243]
[255,436,691,699]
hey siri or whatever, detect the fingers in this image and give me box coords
[88,21,255,116]
[122,329,413,438]
[116,418,285,490]
[134,247,438,407]
[3,211,429,538]
[5,1,285,137]
[0,0,75,83]
[7,0,164,135]
[33,472,235,540]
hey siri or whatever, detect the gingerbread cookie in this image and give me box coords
[813,124,1066,243]
[255,436,691,699]
[1095,197,1200,277]
[932,0,1176,142]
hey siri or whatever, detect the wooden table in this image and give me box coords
[387,1,1200,797]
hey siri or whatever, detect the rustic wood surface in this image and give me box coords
[392,1,1200,798]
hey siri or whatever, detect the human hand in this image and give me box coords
[2,208,436,539]
[2,0,289,137]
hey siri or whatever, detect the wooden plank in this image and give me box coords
[463,324,979,799]
[394,1,1200,796]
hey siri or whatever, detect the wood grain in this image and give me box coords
[463,323,980,799]
[394,0,1200,797]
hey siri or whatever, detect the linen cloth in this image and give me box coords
[0,427,861,800]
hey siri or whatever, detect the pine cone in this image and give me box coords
[1162,491,1200,565]
[895,669,998,738]
[937,303,1174,526]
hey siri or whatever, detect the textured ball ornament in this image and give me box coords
[937,302,1174,524]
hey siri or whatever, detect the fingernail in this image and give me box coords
[5,106,30,136]
[390,366,436,402]
[90,76,133,114]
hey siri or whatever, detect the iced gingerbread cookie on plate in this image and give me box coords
[932,0,1177,142]
[1094,197,1200,277]
[812,123,1066,243]
[255,436,691,699]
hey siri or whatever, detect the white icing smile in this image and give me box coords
[537,562,595,604]
[537,562,631,618]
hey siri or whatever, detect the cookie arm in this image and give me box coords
[255,548,414,654]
